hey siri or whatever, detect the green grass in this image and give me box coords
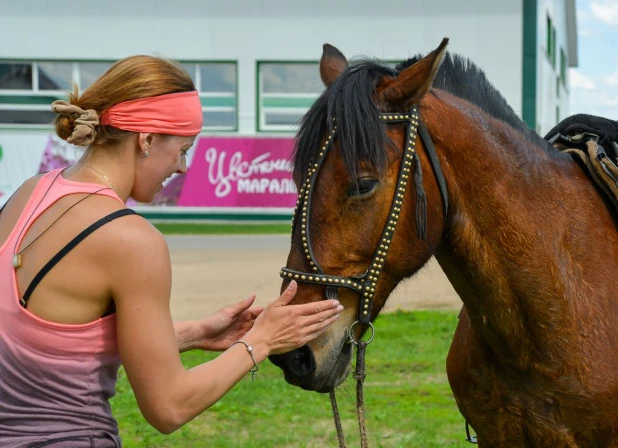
[111,311,469,447]
[154,223,290,235]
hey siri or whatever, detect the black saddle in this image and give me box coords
[544,113,618,162]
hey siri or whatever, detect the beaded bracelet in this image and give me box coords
[232,340,259,381]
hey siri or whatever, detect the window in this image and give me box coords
[546,15,552,59]
[546,14,557,68]
[79,62,113,90]
[256,60,400,132]
[182,62,237,131]
[556,106,560,124]
[0,60,237,130]
[556,76,560,98]
[560,49,567,85]
[551,27,557,68]
[257,62,322,132]
[0,62,69,125]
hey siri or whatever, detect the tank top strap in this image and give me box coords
[0,171,63,257]
[10,168,124,253]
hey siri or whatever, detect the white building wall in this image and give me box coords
[536,0,572,136]
[0,0,523,135]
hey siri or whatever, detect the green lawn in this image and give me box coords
[154,223,290,235]
[111,310,469,447]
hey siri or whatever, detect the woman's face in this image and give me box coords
[132,134,197,203]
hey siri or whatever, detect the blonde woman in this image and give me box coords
[0,56,342,447]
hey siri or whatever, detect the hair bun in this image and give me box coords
[52,100,100,147]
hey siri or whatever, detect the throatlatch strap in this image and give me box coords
[21,209,138,305]
[419,121,449,219]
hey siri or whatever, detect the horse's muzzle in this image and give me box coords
[269,345,317,390]
[269,341,353,392]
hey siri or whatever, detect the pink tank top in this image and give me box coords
[0,169,133,447]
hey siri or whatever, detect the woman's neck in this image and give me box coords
[64,142,136,203]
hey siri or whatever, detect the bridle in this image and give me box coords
[278,104,449,446]
[280,105,448,325]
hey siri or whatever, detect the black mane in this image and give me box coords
[294,59,396,183]
[293,52,549,183]
[397,53,547,147]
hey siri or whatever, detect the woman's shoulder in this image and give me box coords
[86,204,168,259]
[1,173,46,215]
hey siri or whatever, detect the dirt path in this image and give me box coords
[167,235,462,321]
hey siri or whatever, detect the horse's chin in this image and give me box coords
[296,342,354,393]
[317,341,354,393]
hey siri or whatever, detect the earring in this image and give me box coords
[142,146,149,157]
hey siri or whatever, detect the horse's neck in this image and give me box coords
[427,98,618,368]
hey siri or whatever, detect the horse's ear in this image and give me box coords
[379,38,449,107]
[320,44,348,88]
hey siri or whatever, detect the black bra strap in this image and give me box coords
[21,209,138,306]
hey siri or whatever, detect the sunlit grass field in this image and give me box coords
[111,310,469,447]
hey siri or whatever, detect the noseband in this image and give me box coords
[280,105,448,325]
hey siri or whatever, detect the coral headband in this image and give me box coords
[100,91,203,136]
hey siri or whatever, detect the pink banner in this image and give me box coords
[178,137,298,208]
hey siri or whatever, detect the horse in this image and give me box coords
[269,38,618,447]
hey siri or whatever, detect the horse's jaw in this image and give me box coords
[316,341,353,393]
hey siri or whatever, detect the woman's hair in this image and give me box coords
[54,55,195,146]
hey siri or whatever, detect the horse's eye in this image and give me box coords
[347,178,379,198]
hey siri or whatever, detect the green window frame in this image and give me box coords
[0,59,238,131]
[546,14,557,69]
[560,48,567,85]
[256,61,322,133]
[551,27,557,68]
[546,14,552,59]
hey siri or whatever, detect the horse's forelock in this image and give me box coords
[294,60,397,185]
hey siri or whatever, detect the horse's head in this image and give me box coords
[269,40,450,392]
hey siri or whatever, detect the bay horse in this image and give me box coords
[269,38,618,447]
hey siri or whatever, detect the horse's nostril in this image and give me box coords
[294,348,312,376]
[269,345,316,381]
[289,345,315,378]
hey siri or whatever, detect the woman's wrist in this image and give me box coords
[238,331,270,363]
[174,320,201,353]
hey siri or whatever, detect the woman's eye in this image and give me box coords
[347,179,378,197]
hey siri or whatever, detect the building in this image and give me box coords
[0,0,578,219]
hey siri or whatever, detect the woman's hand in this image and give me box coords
[194,296,264,352]
[243,281,344,359]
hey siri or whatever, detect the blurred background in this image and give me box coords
[0,0,615,221]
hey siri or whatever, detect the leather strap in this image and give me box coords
[419,121,449,219]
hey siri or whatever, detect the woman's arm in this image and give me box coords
[106,220,341,434]
[174,295,264,353]
[174,320,202,353]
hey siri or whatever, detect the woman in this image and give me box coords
[0,55,342,447]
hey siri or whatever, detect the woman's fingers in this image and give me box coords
[274,281,297,306]
[247,307,265,319]
[292,304,343,344]
[295,299,341,316]
[302,303,344,324]
[304,312,340,333]
[302,313,341,342]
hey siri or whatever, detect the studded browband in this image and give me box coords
[280,106,448,325]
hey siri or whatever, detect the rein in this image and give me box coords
[280,105,449,445]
